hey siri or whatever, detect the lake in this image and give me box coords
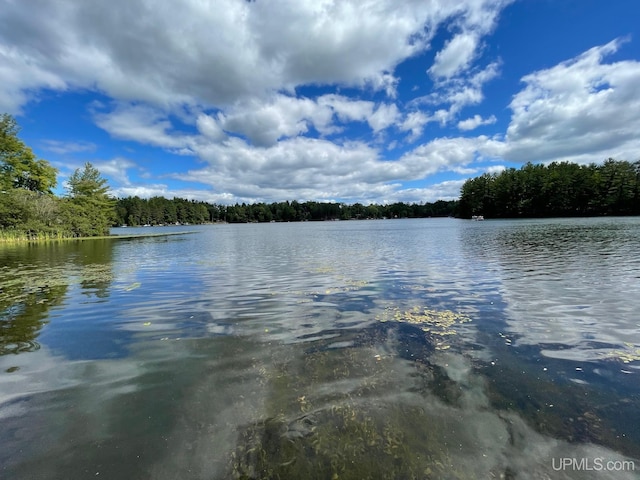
[1,218,639,479]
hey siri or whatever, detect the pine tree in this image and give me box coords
[64,162,115,236]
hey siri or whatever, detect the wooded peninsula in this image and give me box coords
[2,113,639,242]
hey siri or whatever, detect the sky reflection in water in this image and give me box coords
[1,218,639,479]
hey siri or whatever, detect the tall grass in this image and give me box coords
[1,227,195,244]
[0,228,69,244]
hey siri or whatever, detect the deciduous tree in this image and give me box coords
[1,113,57,194]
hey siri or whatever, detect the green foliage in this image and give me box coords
[114,196,212,226]
[458,159,640,219]
[65,163,116,236]
[114,197,459,225]
[0,189,65,238]
[1,113,57,194]
[0,114,116,241]
[67,162,110,199]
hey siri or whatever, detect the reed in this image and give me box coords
[0,228,69,244]
[0,228,197,244]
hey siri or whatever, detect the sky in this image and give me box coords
[1,0,639,205]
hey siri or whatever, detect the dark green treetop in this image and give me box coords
[0,113,57,194]
[64,162,116,236]
[67,162,111,199]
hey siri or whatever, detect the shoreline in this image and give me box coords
[0,230,198,245]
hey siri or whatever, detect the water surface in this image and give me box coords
[1,218,639,479]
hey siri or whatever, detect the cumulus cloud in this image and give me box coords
[504,38,640,164]
[164,133,504,204]
[457,114,497,131]
[110,184,237,205]
[317,95,375,125]
[384,179,467,204]
[368,104,402,133]
[400,111,433,142]
[0,0,540,205]
[196,114,227,142]
[219,96,327,147]
[94,157,138,186]
[0,0,509,113]
[93,104,193,149]
[485,165,506,175]
[398,136,505,176]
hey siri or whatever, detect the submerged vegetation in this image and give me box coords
[228,320,471,480]
[376,305,471,351]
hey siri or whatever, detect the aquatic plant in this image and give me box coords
[376,305,471,350]
[230,402,459,480]
[228,341,463,480]
[0,228,68,244]
[0,263,114,306]
[601,343,640,363]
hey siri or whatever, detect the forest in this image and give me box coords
[114,197,458,226]
[458,159,640,219]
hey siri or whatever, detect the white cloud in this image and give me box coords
[97,94,403,149]
[93,104,192,149]
[40,140,97,155]
[400,111,433,142]
[410,61,501,126]
[457,114,497,131]
[317,94,375,124]
[196,114,227,142]
[161,133,505,204]
[0,0,525,205]
[485,165,506,175]
[429,32,480,79]
[0,0,509,113]
[110,184,237,204]
[384,179,466,203]
[87,97,509,204]
[368,103,401,133]
[94,157,137,186]
[505,38,640,163]
[427,0,512,81]
[220,96,325,147]
[0,44,67,114]
[52,156,138,194]
[398,136,505,177]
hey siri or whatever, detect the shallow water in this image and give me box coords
[1,218,639,479]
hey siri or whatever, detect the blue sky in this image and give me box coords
[1,0,639,204]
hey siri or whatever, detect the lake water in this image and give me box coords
[1,218,639,479]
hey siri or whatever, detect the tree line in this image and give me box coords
[458,159,640,219]
[1,114,114,241]
[114,197,458,225]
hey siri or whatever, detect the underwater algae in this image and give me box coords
[601,343,640,364]
[227,303,480,480]
[229,340,462,480]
